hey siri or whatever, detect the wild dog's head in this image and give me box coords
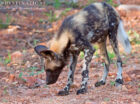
[34,45,65,85]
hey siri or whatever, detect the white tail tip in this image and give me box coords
[117,21,131,54]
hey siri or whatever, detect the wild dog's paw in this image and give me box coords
[95,80,105,87]
[76,88,87,95]
[115,79,123,87]
[58,89,69,96]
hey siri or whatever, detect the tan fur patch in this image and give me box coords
[50,30,74,54]
[45,60,61,71]
[93,3,104,15]
[72,10,88,31]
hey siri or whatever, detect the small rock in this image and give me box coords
[85,100,97,104]
[122,85,128,91]
[123,73,132,82]
[128,89,136,94]
[36,78,45,85]
[11,51,23,64]
[136,75,140,79]
[25,61,31,68]
[7,25,20,33]
[130,102,139,104]
[101,102,107,104]
[40,92,48,97]
[54,10,63,18]
[117,5,140,11]
[0,71,9,78]
[131,74,136,78]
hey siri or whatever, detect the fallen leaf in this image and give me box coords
[108,72,117,76]
[11,51,23,64]
[123,73,132,82]
[9,74,15,82]
[25,76,37,87]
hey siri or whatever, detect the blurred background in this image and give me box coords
[0,0,140,103]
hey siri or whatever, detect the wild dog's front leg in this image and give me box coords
[77,46,95,95]
[58,54,78,96]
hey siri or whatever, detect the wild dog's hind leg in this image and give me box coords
[58,53,78,96]
[95,41,110,87]
[109,31,123,86]
[77,42,95,95]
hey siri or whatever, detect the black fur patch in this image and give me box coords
[76,88,87,95]
[115,78,123,84]
[95,80,106,87]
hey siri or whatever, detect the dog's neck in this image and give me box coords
[50,30,74,54]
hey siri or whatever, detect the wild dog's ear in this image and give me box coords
[34,45,57,60]
[34,45,48,56]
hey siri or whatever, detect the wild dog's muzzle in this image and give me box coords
[46,68,62,85]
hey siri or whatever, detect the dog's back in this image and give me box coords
[56,2,120,45]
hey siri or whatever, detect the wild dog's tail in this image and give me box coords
[117,20,131,54]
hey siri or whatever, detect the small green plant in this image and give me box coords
[128,30,140,45]
[94,45,99,58]
[36,69,44,75]
[104,97,110,102]
[45,11,58,23]
[44,84,48,88]
[19,72,23,79]
[106,0,118,7]
[80,51,84,59]
[108,52,115,61]
[4,52,11,64]
[20,68,25,71]
[1,99,8,103]
[0,14,11,29]
[39,19,44,23]
[28,66,38,71]
[18,72,26,82]
[3,86,8,95]
[0,57,2,62]
[87,0,95,5]
[110,81,115,86]
[28,66,38,76]
[64,1,79,8]
[138,83,140,92]
[133,31,140,44]
[53,0,61,9]
[33,39,39,46]
[29,71,35,76]
[60,8,72,17]
[69,2,79,8]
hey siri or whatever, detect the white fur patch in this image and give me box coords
[116,62,122,79]
[101,64,109,82]
[87,31,94,40]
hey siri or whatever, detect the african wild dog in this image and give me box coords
[34,2,131,95]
